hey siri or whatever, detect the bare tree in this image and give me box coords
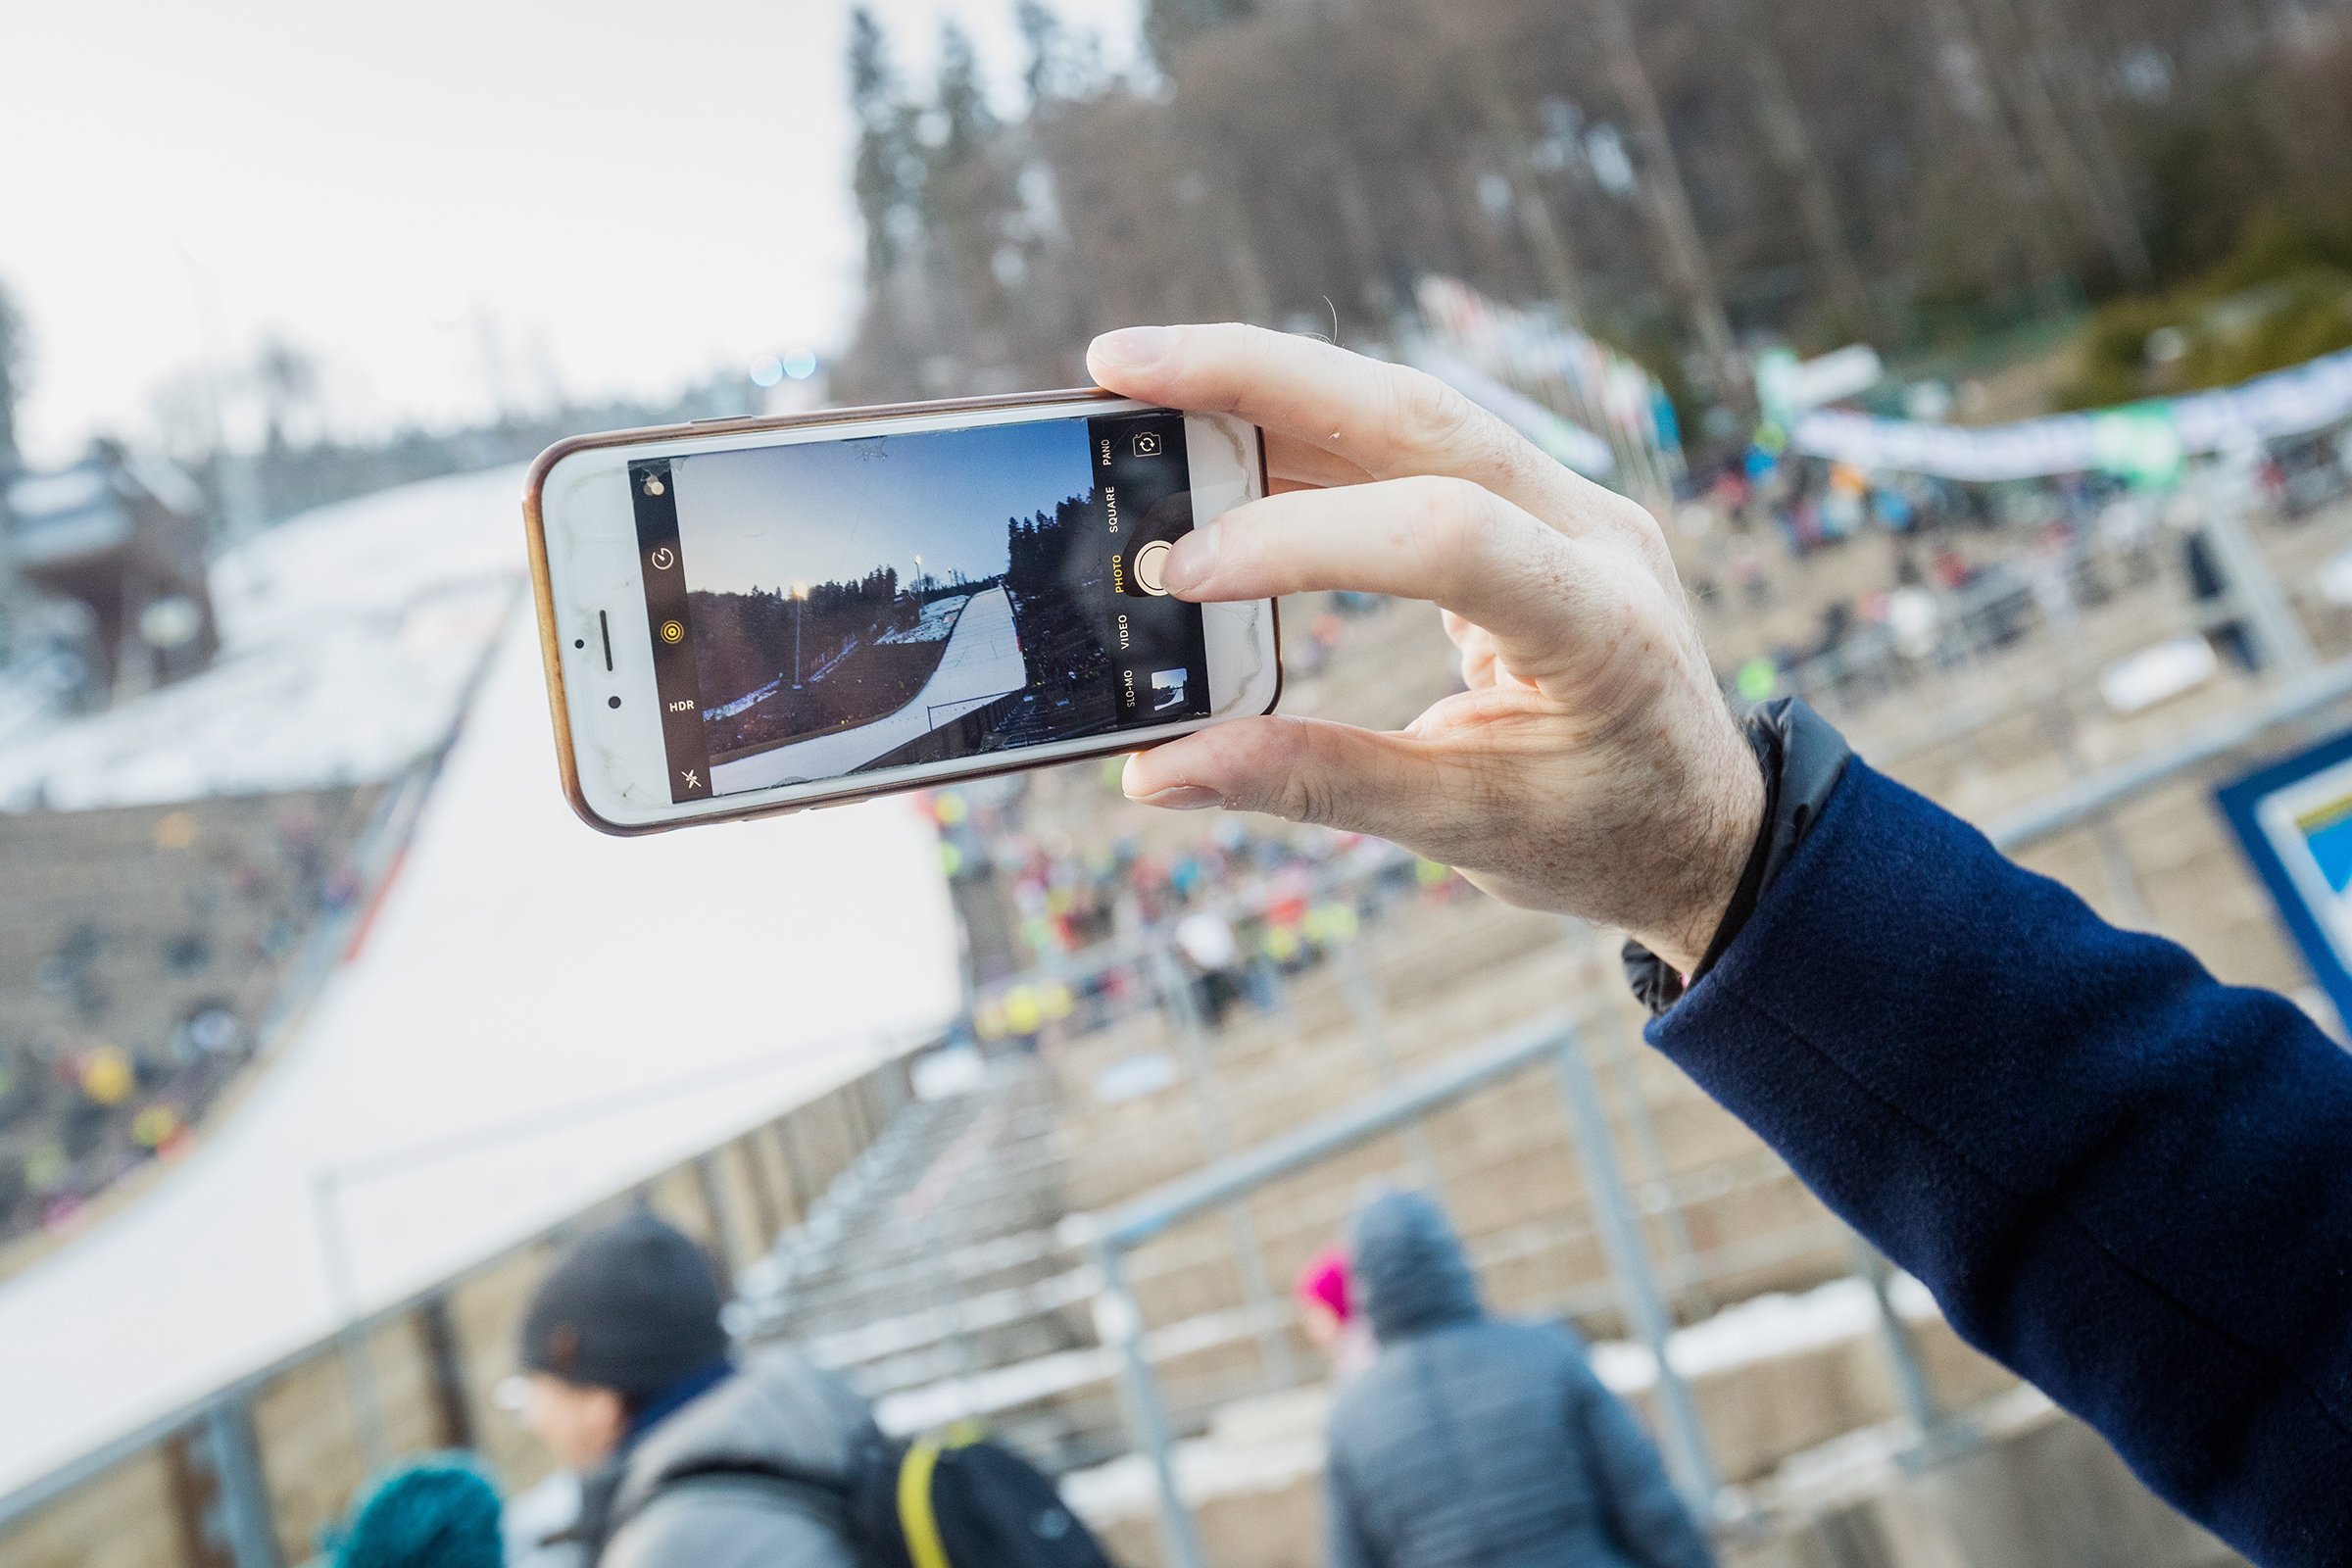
[0,282,25,469]
[251,337,322,454]
[834,0,2351,409]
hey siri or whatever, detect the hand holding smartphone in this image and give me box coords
[523,391,1280,834]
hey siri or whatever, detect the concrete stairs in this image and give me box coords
[736,1055,1128,1469]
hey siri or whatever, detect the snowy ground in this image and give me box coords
[710,584,1026,792]
[0,468,961,1500]
[703,594,972,726]
[878,593,971,645]
[0,466,532,810]
[1057,1274,1947,1525]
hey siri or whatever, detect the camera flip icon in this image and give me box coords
[1131,429,1164,459]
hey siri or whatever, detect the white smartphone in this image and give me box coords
[523,390,1281,835]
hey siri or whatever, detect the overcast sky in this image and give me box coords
[0,0,1141,467]
[672,416,1093,596]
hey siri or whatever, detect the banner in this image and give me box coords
[1791,346,2352,480]
[1405,345,1618,478]
[1406,276,1683,496]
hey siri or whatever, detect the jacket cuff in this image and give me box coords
[1623,698,1852,1015]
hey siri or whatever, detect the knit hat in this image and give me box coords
[332,1453,501,1568]
[519,1211,729,1397]
[1296,1247,1352,1322]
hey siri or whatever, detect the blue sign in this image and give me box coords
[2217,726,2352,1026]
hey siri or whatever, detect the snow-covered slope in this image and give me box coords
[0,469,960,1499]
[0,465,528,809]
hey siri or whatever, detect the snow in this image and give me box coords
[0,469,962,1501]
[2098,633,2219,715]
[1589,1274,1939,1394]
[868,1275,1950,1489]
[705,592,972,723]
[0,464,529,810]
[1058,1275,1953,1525]
[1063,1422,1326,1523]
[707,674,786,722]
[710,584,1026,792]
[5,466,109,516]
[878,593,971,645]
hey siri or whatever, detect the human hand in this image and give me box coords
[1087,322,1762,974]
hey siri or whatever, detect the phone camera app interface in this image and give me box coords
[630,410,1211,803]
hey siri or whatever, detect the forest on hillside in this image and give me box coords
[836,0,2352,418]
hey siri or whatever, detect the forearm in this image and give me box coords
[1649,760,2352,1566]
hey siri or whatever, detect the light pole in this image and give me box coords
[913,554,924,596]
[791,582,808,688]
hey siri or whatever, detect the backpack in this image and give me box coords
[660,1427,1119,1568]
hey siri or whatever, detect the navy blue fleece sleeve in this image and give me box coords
[1648,760,2352,1567]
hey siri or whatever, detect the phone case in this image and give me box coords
[521,387,1281,836]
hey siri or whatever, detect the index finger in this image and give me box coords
[1162,476,1616,690]
[1090,322,1579,522]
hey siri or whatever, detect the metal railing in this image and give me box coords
[1069,1010,1937,1568]
[17,485,2352,1563]
[0,1054,915,1565]
[1773,481,2332,749]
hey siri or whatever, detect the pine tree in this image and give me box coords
[1143,0,1259,69]
[1015,1,1066,105]
[848,7,921,280]
[936,22,995,164]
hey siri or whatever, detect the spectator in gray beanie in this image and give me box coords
[1322,1192,1712,1568]
[514,1209,878,1568]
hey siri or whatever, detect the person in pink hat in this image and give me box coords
[1297,1246,1376,1386]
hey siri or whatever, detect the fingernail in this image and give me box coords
[1130,784,1223,809]
[1090,325,1175,370]
[1163,526,1216,592]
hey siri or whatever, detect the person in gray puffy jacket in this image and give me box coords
[1323,1193,1712,1568]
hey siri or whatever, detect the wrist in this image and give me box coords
[1622,698,1854,1012]
[1636,717,1769,976]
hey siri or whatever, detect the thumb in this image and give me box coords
[1122,715,1438,836]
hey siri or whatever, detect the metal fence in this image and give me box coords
[1075,1011,1934,1568]
[0,1055,915,1568]
[14,486,2352,1565]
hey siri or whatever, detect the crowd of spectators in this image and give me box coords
[1687,420,2352,713]
[0,792,368,1248]
[920,761,1466,1048]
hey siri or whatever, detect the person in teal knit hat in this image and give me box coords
[330,1452,503,1568]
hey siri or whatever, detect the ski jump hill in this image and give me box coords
[0,465,960,1501]
[711,584,1028,792]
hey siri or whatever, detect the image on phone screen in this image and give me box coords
[629,408,1210,802]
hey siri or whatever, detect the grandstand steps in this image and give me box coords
[730,498,2352,1484]
[741,1055,1116,1463]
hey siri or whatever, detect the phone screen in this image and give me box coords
[630,407,1210,803]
